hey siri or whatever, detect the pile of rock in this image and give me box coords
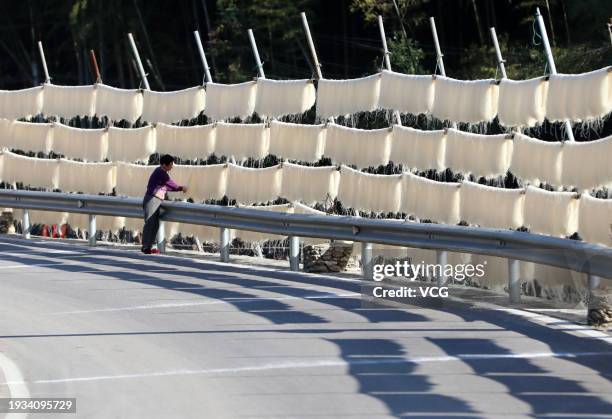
[303,241,354,273]
[0,210,14,234]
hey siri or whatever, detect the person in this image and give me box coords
[141,154,187,254]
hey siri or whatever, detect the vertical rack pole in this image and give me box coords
[377,15,402,126]
[247,29,266,79]
[193,30,213,84]
[535,7,574,141]
[127,33,151,90]
[37,41,51,83]
[429,16,455,131]
[89,50,102,83]
[489,27,507,79]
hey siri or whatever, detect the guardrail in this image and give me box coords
[0,189,610,305]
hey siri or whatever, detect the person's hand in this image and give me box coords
[182,185,189,193]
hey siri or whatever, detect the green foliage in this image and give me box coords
[388,35,425,74]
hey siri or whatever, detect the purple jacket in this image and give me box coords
[145,167,183,199]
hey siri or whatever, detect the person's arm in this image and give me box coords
[162,171,184,192]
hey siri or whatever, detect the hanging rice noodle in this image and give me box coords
[378,70,434,115]
[58,159,115,194]
[291,202,329,245]
[225,164,282,204]
[67,212,126,233]
[1,151,59,189]
[0,86,43,119]
[497,77,548,127]
[522,263,587,303]
[107,126,156,163]
[316,74,381,118]
[155,122,216,160]
[561,135,612,190]
[254,78,316,117]
[0,121,53,153]
[546,67,611,122]
[510,133,562,186]
[52,123,108,162]
[470,254,508,291]
[171,163,227,202]
[401,172,461,224]
[204,81,257,121]
[94,84,143,123]
[43,84,96,118]
[0,153,4,182]
[459,181,524,229]
[215,122,269,160]
[13,209,68,226]
[324,124,391,168]
[337,165,402,213]
[390,126,446,171]
[123,216,143,233]
[445,128,512,177]
[578,194,612,247]
[234,203,293,242]
[268,120,325,161]
[115,162,154,198]
[280,163,339,205]
[431,77,498,123]
[141,86,206,124]
[523,185,579,237]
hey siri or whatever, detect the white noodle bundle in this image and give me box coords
[459,181,524,229]
[155,123,216,160]
[58,159,115,194]
[0,86,43,119]
[578,194,612,247]
[292,202,329,245]
[204,81,257,121]
[546,67,611,122]
[401,172,461,224]
[0,121,53,153]
[497,77,548,127]
[324,124,391,168]
[431,77,498,123]
[94,84,143,123]
[0,153,3,182]
[390,126,446,171]
[215,122,269,160]
[269,121,325,161]
[510,133,562,186]
[280,162,339,204]
[561,135,612,190]
[523,186,579,237]
[235,203,293,242]
[1,151,59,189]
[115,162,153,198]
[141,86,206,124]
[470,254,508,291]
[186,164,228,202]
[316,74,381,118]
[107,126,156,163]
[123,216,143,233]
[42,84,96,118]
[52,123,108,162]
[445,128,512,177]
[337,165,402,213]
[254,78,316,117]
[378,70,434,115]
[67,212,126,233]
[13,209,68,226]
[225,164,282,204]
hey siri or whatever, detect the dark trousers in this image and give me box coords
[142,195,163,249]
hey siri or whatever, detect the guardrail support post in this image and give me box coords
[289,236,300,271]
[22,209,30,239]
[508,258,521,303]
[362,242,373,280]
[88,214,96,246]
[156,221,166,253]
[588,274,601,304]
[219,227,230,262]
[436,250,448,286]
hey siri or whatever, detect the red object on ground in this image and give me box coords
[41,225,49,237]
[142,248,161,255]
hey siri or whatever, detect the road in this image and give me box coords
[0,236,611,418]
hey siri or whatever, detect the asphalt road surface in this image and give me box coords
[0,236,611,419]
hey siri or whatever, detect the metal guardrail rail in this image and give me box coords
[0,189,610,304]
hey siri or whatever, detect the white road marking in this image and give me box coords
[1,351,610,387]
[0,351,30,419]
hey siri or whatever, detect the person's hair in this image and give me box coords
[160,154,175,166]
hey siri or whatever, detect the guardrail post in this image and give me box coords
[219,227,230,262]
[22,209,31,239]
[362,242,373,280]
[88,214,96,246]
[289,236,300,271]
[156,221,166,253]
[588,274,601,304]
[508,258,521,303]
[436,250,448,286]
